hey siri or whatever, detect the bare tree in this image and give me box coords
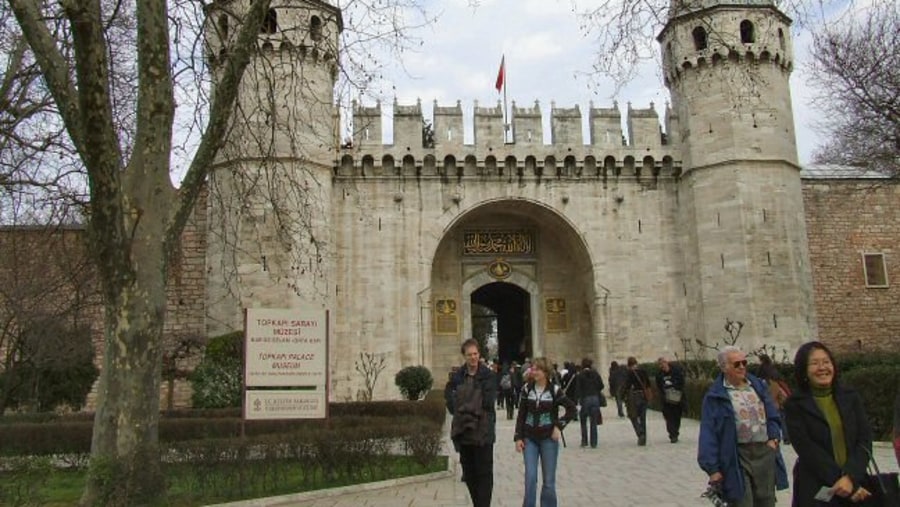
[2,0,434,504]
[566,0,835,91]
[808,1,900,176]
[355,351,387,401]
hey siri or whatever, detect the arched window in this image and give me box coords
[362,155,374,176]
[485,156,498,175]
[443,155,456,176]
[740,20,755,43]
[564,155,577,176]
[504,156,517,176]
[310,16,323,41]
[261,8,277,34]
[382,155,396,175]
[778,28,785,51]
[692,26,708,51]
[402,155,416,175]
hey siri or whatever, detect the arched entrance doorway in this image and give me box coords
[428,199,600,375]
[471,282,531,365]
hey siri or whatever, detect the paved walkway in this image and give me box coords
[216,410,899,507]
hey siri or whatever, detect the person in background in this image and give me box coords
[757,354,791,445]
[500,365,516,420]
[622,356,652,445]
[445,338,497,507]
[894,388,900,468]
[656,357,685,443]
[573,357,605,448]
[609,360,627,417]
[514,357,577,507]
[698,345,788,506]
[783,341,873,506]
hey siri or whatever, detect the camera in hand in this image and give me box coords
[701,483,729,507]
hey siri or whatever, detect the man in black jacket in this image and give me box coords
[574,357,605,448]
[445,339,497,507]
[656,357,686,443]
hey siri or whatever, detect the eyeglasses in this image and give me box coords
[731,360,748,369]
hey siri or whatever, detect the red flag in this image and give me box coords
[495,56,505,92]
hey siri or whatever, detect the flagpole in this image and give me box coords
[503,66,509,143]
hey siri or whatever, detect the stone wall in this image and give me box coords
[803,179,900,353]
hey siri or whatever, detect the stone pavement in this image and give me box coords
[215,409,899,507]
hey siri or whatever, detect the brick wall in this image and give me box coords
[1,190,208,412]
[803,179,900,353]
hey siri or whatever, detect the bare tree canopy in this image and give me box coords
[1,0,434,503]
[564,0,843,90]
[808,0,899,175]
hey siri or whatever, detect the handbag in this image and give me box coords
[664,387,683,404]
[632,370,653,401]
[858,447,900,507]
[598,392,608,407]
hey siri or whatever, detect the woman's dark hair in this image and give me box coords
[793,341,839,391]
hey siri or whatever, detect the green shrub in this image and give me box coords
[840,365,900,440]
[189,332,243,409]
[394,366,433,401]
[0,321,99,412]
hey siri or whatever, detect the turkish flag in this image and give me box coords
[495,55,505,92]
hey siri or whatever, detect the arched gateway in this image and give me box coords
[428,200,599,375]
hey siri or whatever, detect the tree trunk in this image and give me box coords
[81,244,167,506]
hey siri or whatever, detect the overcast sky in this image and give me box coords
[350,0,831,165]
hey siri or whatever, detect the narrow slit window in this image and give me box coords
[692,26,708,51]
[262,8,277,34]
[863,253,889,287]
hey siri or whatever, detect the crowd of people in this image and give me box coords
[444,339,898,507]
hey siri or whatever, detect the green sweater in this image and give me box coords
[812,386,847,466]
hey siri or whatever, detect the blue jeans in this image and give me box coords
[579,395,600,447]
[523,437,560,507]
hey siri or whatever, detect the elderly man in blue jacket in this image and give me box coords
[698,346,788,506]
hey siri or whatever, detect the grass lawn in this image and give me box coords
[0,455,448,506]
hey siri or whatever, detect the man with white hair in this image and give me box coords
[697,346,788,506]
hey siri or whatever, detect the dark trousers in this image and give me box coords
[504,390,516,420]
[614,393,625,416]
[661,401,683,440]
[459,443,493,507]
[579,395,601,447]
[627,393,647,442]
[734,443,776,507]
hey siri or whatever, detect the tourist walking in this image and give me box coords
[656,357,685,443]
[609,360,627,417]
[500,365,517,420]
[573,357,605,448]
[783,341,874,505]
[698,345,788,506]
[445,338,497,507]
[514,357,577,507]
[622,356,652,445]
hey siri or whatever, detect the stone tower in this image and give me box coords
[658,0,816,349]
[203,0,342,336]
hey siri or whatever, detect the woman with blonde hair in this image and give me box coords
[514,357,577,507]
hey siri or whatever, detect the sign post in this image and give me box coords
[243,308,329,420]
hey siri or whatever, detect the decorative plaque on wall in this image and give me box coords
[434,298,459,335]
[544,297,568,332]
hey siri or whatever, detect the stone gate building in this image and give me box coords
[202,0,822,400]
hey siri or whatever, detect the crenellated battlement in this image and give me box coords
[349,98,677,152]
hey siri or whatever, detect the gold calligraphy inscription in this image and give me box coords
[544,297,568,332]
[463,230,534,256]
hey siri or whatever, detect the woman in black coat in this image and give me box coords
[783,341,874,506]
